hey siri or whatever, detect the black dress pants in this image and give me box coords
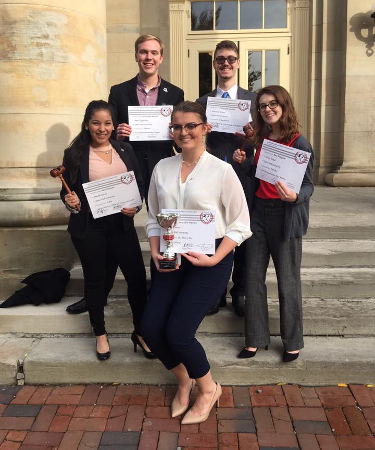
[72,214,147,336]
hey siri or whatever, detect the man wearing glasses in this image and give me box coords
[197,40,255,317]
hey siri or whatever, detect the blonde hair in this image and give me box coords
[134,34,164,55]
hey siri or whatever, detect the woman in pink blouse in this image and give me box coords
[60,100,154,361]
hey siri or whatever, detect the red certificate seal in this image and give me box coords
[121,173,134,185]
[200,211,214,225]
[160,106,172,117]
[237,101,250,112]
[294,151,308,165]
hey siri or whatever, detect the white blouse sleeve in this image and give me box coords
[220,165,252,245]
[146,165,161,238]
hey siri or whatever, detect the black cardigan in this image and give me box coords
[60,139,144,239]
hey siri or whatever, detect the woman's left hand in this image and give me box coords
[275,181,298,203]
[181,252,216,267]
[121,207,137,217]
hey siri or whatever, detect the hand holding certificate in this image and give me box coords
[159,209,216,255]
[82,171,142,219]
[128,105,173,141]
[255,139,311,194]
[206,97,252,134]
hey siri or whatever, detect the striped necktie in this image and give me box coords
[221,92,230,98]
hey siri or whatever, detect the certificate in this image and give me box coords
[82,171,142,219]
[160,209,216,255]
[255,139,311,194]
[206,97,252,134]
[128,105,173,141]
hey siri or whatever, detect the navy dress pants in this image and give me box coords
[141,244,233,379]
[245,198,304,351]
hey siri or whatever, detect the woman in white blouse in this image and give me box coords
[141,101,251,425]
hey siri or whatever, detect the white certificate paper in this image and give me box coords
[159,209,216,255]
[82,171,142,219]
[255,139,311,194]
[206,97,252,134]
[128,105,173,141]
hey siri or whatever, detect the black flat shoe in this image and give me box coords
[66,298,88,314]
[232,295,245,317]
[96,333,111,361]
[206,299,221,316]
[283,351,299,363]
[237,345,268,359]
[131,331,156,359]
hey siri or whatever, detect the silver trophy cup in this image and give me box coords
[156,213,179,269]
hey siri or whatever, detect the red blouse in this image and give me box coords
[254,134,300,199]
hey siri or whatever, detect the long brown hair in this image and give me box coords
[253,85,300,147]
[65,100,116,184]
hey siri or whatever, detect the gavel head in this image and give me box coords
[243,123,254,138]
[50,165,66,178]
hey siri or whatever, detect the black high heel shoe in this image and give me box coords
[131,331,156,359]
[283,351,299,363]
[96,333,111,361]
[237,345,268,359]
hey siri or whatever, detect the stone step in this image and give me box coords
[66,266,375,299]
[2,297,375,337]
[3,335,372,386]
[135,212,375,241]
[137,240,375,268]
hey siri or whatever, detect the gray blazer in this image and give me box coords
[244,134,314,240]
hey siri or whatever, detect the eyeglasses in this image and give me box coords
[169,123,204,133]
[258,100,279,112]
[214,56,238,65]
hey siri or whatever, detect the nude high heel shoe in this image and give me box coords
[181,382,222,425]
[171,380,195,418]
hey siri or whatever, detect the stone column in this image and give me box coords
[169,1,188,90]
[325,0,375,186]
[0,0,107,296]
[291,0,310,135]
[106,0,140,89]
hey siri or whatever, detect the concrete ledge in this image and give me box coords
[1,297,375,337]
[0,336,40,385]
[66,266,375,298]
[22,335,375,386]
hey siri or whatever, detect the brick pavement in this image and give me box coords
[0,384,374,449]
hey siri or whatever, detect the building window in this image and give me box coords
[191,0,287,31]
[248,50,280,91]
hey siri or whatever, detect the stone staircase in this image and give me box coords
[1,187,375,386]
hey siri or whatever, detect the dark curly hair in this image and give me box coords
[252,85,300,147]
[65,100,116,183]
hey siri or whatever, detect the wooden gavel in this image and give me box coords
[240,123,254,152]
[50,165,80,211]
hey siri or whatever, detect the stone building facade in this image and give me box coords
[0,0,374,295]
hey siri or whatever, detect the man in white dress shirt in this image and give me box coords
[197,40,255,317]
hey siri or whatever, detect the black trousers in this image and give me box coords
[141,243,233,379]
[72,214,147,336]
[229,242,246,297]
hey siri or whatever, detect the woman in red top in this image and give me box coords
[234,85,314,362]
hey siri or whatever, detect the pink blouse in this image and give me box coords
[89,148,128,181]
